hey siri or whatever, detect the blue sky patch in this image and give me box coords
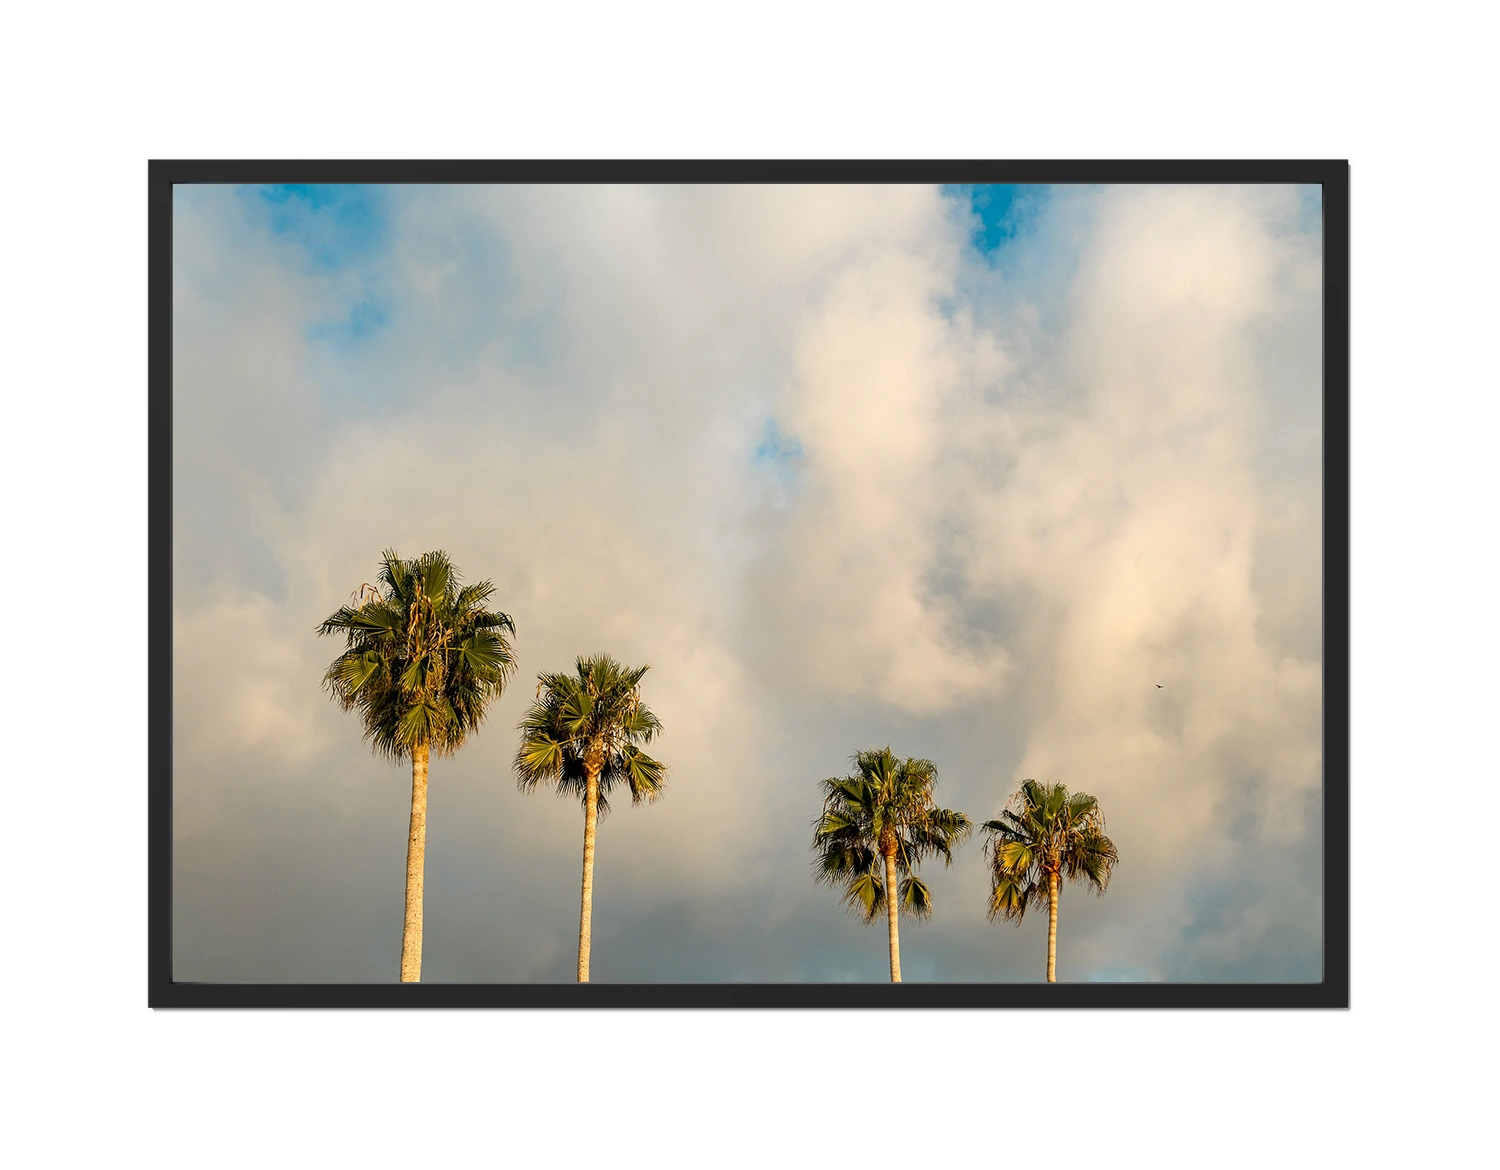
[754,418,804,487]
[247,184,389,270]
[944,184,1045,256]
[245,184,394,349]
[308,298,389,347]
[754,418,803,464]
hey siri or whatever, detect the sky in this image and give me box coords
[172,181,1323,983]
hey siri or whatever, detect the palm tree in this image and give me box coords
[318,549,516,982]
[514,654,666,982]
[982,779,1119,982]
[811,748,971,982]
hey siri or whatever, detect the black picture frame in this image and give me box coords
[150,159,1349,1008]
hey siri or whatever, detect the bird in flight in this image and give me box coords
[1155,683,1164,688]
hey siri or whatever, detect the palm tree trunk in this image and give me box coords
[884,849,902,983]
[577,768,601,982]
[400,741,429,983]
[1046,870,1059,983]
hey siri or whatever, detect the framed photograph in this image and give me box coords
[151,160,1347,1007]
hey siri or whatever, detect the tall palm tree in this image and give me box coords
[514,653,666,982]
[318,549,516,982]
[982,779,1119,983]
[811,748,971,982]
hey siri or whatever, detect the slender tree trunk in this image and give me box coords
[884,848,902,983]
[577,767,601,982]
[1046,870,1059,983]
[400,741,430,983]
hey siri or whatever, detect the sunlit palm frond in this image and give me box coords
[988,874,1041,922]
[612,743,667,804]
[844,871,885,923]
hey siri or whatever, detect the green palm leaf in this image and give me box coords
[845,872,885,922]
[899,876,934,919]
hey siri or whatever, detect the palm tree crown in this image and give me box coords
[813,747,970,982]
[318,548,517,759]
[813,748,972,922]
[982,780,1118,922]
[514,654,666,811]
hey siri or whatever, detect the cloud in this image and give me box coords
[172,181,1323,982]
[747,215,1015,713]
[172,593,331,770]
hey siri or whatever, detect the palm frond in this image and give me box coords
[813,839,878,883]
[324,649,382,701]
[514,733,567,790]
[842,872,885,923]
[417,549,452,605]
[988,874,1035,923]
[612,743,667,804]
[454,580,498,612]
[899,875,934,920]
